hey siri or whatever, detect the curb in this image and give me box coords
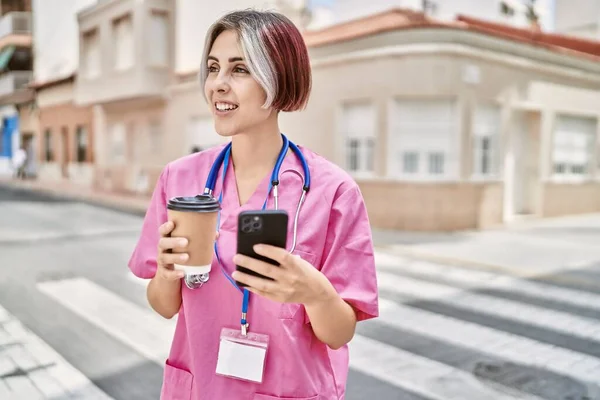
[375,244,532,277]
[376,244,600,290]
[0,180,149,217]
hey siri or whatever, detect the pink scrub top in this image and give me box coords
[128,144,379,400]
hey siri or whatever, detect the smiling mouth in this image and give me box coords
[215,102,239,113]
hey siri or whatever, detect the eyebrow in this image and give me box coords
[207,55,244,62]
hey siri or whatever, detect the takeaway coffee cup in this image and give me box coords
[166,194,220,278]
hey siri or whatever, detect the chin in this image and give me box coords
[214,122,239,138]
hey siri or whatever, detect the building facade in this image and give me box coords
[31,0,98,184]
[25,3,600,231]
[0,0,32,176]
[32,75,95,185]
[294,10,600,230]
[74,0,174,194]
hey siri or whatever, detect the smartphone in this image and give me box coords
[236,209,288,287]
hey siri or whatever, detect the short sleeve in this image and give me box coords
[318,184,379,322]
[128,165,170,279]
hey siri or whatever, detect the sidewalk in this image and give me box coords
[373,213,600,278]
[0,177,150,216]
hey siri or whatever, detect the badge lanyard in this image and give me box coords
[213,146,277,336]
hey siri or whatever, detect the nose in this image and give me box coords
[211,71,230,93]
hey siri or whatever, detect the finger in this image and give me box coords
[246,286,270,299]
[158,221,175,237]
[159,267,185,281]
[159,252,189,267]
[252,244,295,267]
[232,270,277,293]
[158,237,188,252]
[233,253,282,281]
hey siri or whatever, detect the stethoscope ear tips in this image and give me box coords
[184,273,210,290]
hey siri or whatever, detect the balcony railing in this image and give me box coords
[0,12,30,38]
[0,70,31,96]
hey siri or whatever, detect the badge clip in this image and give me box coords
[241,312,249,336]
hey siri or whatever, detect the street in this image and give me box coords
[3,184,600,399]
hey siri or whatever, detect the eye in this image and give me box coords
[233,66,249,74]
[208,64,219,73]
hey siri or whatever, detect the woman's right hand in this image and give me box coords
[157,221,188,281]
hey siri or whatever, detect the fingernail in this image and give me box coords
[253,244,263,252]
[233,254,241,264]
[179,239,188,247]
[180,254,188,261]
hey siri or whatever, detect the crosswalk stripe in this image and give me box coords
[37,277,176,366]
[348,335,545,400]
[36,276,547,399]
[376,297,600,384]
[377,271,600,342]
[1,309,114,399]
[375,251,600,312]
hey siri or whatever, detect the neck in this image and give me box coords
[230,123,283,178]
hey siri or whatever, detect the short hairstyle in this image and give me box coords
[199,9,312,112]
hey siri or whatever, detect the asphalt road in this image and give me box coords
[3,184,600,400]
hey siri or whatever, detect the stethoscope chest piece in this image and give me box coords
[184,272,210,289]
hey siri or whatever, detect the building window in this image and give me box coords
[149,10,169,67]
[148,119,162,153]
[75,126,88,163]
[341,102,376,176]
[428,152,445,174]
[500,1,515,17]
[185,116,221,153]
[389,99,457,180]
[110,122,126,164]
[472,104,500,178]
[402,152,419,174]
[82,29,100,79]
[552,115,596,182]
[113,14,134,71]
[44,129,53,162]
[347,139,359,171]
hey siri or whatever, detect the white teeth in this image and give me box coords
[216,103,238,111]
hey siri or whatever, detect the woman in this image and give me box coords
[129,9,379,400]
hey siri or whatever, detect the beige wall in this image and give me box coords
[164,82,229,159]
[357,180,503,231]
[94,97,166,195]
[18,102,38,135]
[542,183,600,217]
[37,81,76,107]
[75,0,173,105]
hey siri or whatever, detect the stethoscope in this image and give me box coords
[183,133,311,291]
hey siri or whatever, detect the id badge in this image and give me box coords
[216,327,270,383]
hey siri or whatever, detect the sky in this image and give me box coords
[307,0,557,31]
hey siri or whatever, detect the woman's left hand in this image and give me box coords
[232,244,335,306]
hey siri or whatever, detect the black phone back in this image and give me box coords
[236,210,288,286]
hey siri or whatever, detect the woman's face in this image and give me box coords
[204,30,275,137]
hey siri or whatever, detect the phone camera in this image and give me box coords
[241,215,262,233]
